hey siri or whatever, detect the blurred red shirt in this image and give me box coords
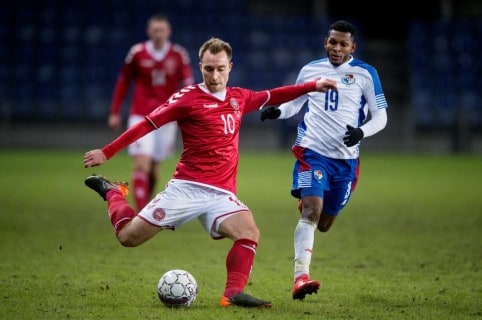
[110,40,194,116]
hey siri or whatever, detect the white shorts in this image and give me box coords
[127,115,177,162]
[138,179,250,239]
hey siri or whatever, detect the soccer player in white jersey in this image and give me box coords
[83,37,338,308]
[260,20,388,300]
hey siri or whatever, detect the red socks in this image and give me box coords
[132,169,149,212]
[106,191,136,235]
[223,239,258,298]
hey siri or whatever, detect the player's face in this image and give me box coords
[199,51,232,93]
[324,30,356,66]
[147,20,171,48]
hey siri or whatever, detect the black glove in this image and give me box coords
[260,106,281,121]
[343,125,364,147]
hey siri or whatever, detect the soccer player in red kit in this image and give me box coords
[108,14,194,212]
[84,37,337,308]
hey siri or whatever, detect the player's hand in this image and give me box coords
[343,125,364,147]
[84,149,107,168]
[108,114,122,132]
[315,78,337,92]
[260,106,281,121]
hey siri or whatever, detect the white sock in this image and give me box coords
[294,218,316,280]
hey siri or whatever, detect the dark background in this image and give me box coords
[1,0,481,153]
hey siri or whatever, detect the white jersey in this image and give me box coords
[279,56,388,159]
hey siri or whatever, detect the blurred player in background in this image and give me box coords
[260,20,388,300]
[84,37,337,308]
[108,13,194,212]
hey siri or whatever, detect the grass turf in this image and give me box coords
[0,149,481,319]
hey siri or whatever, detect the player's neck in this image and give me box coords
[152,41,165,50]
[199,83,227,100]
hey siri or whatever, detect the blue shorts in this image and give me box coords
[291,146,360,216]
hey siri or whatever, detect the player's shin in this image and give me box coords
[293,218,316,279]
[224,239,257,298]
[106,192,136,235]
[133,168,149,211]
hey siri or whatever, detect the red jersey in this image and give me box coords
[110,40,194,116]
[103,81,317,194]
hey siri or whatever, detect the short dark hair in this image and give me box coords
[328,20,356,39]
[147,13,170,27]
[199,37,233,61]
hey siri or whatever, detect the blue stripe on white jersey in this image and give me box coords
[279,56,388,160]
[349,59,388,109]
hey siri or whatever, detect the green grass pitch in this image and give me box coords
[0,149,481,319]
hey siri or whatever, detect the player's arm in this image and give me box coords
[361,84,388,138]
[174,44,195,87]
[261,95,306,121]
[108,71,132,131]
[343,108,387,147]
[92,92,187,167]
[259,78,336,120]
[110,64,133,112]
[267,78,336,105]
[108,47,137,131]
[360,107,387,138]
[83,120,154,168]
[343,68,389,147]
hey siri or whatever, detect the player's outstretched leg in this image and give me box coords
[85,175,129,200]
[220,292,272,308]
[85,175,135,236]
[292,274,320,300]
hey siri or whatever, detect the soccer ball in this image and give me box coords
[157,269,198,307]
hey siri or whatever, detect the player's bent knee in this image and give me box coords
[117,231,143,247]
[239,226,260,242]
[218,211,260,241]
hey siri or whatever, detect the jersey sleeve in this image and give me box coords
[360,66,388,137]
[173,44,195,86]
[102,120,155,159]
[363,65,388,112]
[109,44,140,114]
[277,67,310,119]
[360,107,387,138]
[145,85,195,128]
[242,80,317,114]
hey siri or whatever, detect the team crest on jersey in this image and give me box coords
[230,98,240,111]
[341,73,355,86]
[230,98,241,116]
[313,170,323,180]
[152,208,166,221]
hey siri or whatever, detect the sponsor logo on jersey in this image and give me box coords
[203,103,219,108]
[141,59,155,68]
[341,73,355,86]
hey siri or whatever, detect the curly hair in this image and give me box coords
[328,20,356,39]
